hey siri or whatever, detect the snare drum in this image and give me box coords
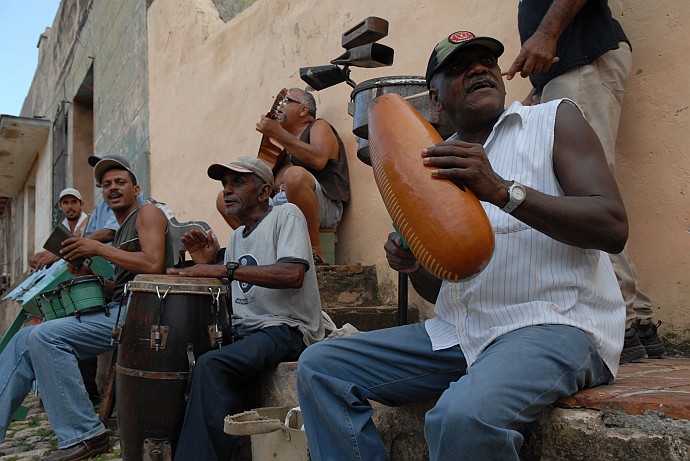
[57,275,106,318]
[35,289,67,320]
[116,274,230,461]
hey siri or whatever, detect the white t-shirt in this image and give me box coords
[225,203,324,345]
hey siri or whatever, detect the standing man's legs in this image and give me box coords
[539,45,662,359]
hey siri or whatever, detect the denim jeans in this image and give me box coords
[297,323,612,461]
[0,301,124,447]
[173,325,306,461]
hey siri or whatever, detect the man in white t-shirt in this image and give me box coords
[167,156,324,461]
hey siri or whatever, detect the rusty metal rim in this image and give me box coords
[116,364,189,380]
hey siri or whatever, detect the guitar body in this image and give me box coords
[258,88,289,173]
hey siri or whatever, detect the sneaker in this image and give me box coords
[620,322,646,364]
[637,321,666,359]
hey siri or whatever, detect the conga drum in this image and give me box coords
[35,288,67,320]
[349,76,455,165]
[116,275,230,461]
[57,275,106,319]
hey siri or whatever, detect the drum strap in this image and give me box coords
[111,288,128,345]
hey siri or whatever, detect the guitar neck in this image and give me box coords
[259,88,289,171]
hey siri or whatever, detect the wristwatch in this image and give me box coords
[225,261,240,282]
[501,181,527,214]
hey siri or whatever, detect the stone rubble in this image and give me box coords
[0,394,121,461]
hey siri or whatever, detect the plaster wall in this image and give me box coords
[147,0,690,336]
[21,0,151,245]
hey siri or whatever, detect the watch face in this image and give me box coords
[513,187,526,201]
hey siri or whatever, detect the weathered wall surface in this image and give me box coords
[1,0,151,334]
[147,0,690,336]
[21,0,151,244]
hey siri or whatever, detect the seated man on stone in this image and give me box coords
[167,156,324,461]
[297,31,627,460]
[0,157,174,461]
[256,88,350,265]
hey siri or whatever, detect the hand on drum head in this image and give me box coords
[384,232,420,274]
[181,229,219,265]
[167,263,226,279]
[29,250,60,270]
[422,140,509,206]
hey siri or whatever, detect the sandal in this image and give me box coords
[313,253,328,266]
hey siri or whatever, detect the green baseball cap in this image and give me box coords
[426,31,504,89]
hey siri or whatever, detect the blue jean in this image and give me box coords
[297,323,612,461]
[173,325,306,461]
[0,301,123,447]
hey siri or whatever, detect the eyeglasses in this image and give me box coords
[282,96,303,105]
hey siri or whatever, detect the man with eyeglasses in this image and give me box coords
[256,88,350,265]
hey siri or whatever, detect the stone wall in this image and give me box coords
[146,0,690,337]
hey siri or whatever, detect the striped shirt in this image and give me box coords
[425,99,625,377]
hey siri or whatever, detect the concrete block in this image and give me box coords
[324,305,419,331]
[316,265,381,307]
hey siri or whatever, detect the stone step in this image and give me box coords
[316,264,381,307]
[324,305,419,332]
[254,358,690,461]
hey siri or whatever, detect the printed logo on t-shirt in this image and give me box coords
[237,254,257,294]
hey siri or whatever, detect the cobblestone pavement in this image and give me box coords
[0,395,121,461]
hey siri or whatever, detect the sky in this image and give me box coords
[0,0,62,116]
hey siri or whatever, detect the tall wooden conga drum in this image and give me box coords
[116,275,230,461]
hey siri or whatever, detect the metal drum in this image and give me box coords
[57,275,106,318]
[35,289,67,320]
[116,274,230,461]
[349,76,455,165]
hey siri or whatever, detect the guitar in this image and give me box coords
[257,88,289,173]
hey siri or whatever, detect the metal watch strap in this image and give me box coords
[501,181,526,214]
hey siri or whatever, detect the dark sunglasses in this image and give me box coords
[282,96,303,105]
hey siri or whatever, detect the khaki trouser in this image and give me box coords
[538,43,654,328]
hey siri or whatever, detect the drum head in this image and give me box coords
[127,274,228,295]
[57,274,104,290]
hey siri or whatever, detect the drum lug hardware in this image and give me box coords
[207,324,223,348]
[208,287,224,348]
[111,325,123,345]
[150,325,169,350]
[142,438,172,461]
